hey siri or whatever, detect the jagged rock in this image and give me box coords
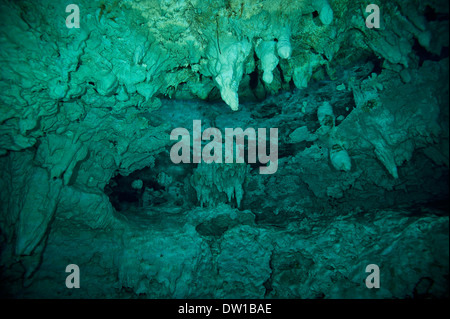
[0,0,448,299]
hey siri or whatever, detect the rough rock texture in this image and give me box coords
[0,0,448,298]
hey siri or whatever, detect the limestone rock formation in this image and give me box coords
[0,0,448,299]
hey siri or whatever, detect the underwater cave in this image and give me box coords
[0,0,448,300]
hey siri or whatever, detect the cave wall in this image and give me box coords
[0,0,448,298]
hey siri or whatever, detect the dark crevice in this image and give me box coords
[106,168,165,212]
[249,69,259,90]
[424,5,449,22]
[412,38,449,67]
[288,78,296,91]
[263,252,274,298]
[370,56,384,75]
[249,51,260,92]
[277,63,285,83]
